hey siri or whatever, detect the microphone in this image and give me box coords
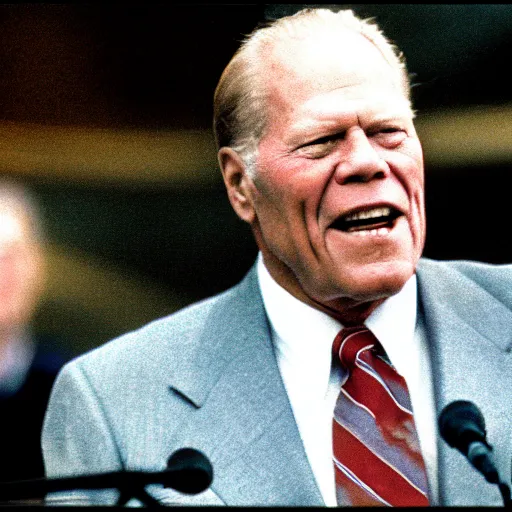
[438,400,498,483]
[165,447,213,494]
[0,447,213,505]
[439,400,511,506]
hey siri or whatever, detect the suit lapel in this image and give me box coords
[417,259,512,506]
[166,266,323,506]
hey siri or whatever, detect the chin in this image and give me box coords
[341,260,417,303]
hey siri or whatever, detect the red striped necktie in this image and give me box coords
[332,327,430,506]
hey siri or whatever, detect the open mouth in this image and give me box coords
[330,206,402,233]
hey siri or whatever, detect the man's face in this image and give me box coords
[224,30,426,321]
[0,206,44,332]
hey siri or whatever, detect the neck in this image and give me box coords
[258,251,383,326]
[310,296,384,327]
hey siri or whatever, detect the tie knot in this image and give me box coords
[333,327,378,370]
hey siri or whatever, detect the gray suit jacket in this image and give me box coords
[42,257,512,506]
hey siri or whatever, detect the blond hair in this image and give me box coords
[213,7,411,175]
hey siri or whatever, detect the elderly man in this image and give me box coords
[42,7,512,507]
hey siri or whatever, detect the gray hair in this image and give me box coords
[213,7,411,177]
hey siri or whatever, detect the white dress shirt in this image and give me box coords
[256,253,438,505]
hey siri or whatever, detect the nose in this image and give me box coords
[334,127,389,185]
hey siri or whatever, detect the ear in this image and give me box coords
[218,147,256,224]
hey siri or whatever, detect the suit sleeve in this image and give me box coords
[41,360,123,506]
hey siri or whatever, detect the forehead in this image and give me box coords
[0,206,31,246]
[295,87,413,131]
[265,29,409,123]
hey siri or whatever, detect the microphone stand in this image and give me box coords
[0,469,181,507]
[0,448,212,507]
[498,481,512,509]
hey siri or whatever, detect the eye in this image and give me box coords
[370,126,407,148]
[296,134,341,158]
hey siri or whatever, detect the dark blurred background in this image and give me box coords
[0,4,510,356]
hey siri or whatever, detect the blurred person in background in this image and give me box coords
[0,178,66,484]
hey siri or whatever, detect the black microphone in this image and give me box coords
[0,447,213,504]
[438,400,498,483]
[439,400,511,507]
[165,447,213,494]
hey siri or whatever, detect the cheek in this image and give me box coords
[387,147,424,197]
[403,140,424,182]
[259,155,334,208]
[251,176,285,218]
[251,164,330,257]
[253,163,303,215]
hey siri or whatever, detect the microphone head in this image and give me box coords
[438,400,487,455]
[165,448,213,495]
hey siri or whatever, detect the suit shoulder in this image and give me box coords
[420,257,512,281]
[62,275,252,378]
[419,257,512,306]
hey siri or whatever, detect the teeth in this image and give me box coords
[351,227,391,237]
[344,207,391,222]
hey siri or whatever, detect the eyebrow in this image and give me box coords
[288,108,413,143]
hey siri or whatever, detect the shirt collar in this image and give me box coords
[257,253,342,365]
[365,272,418,376]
